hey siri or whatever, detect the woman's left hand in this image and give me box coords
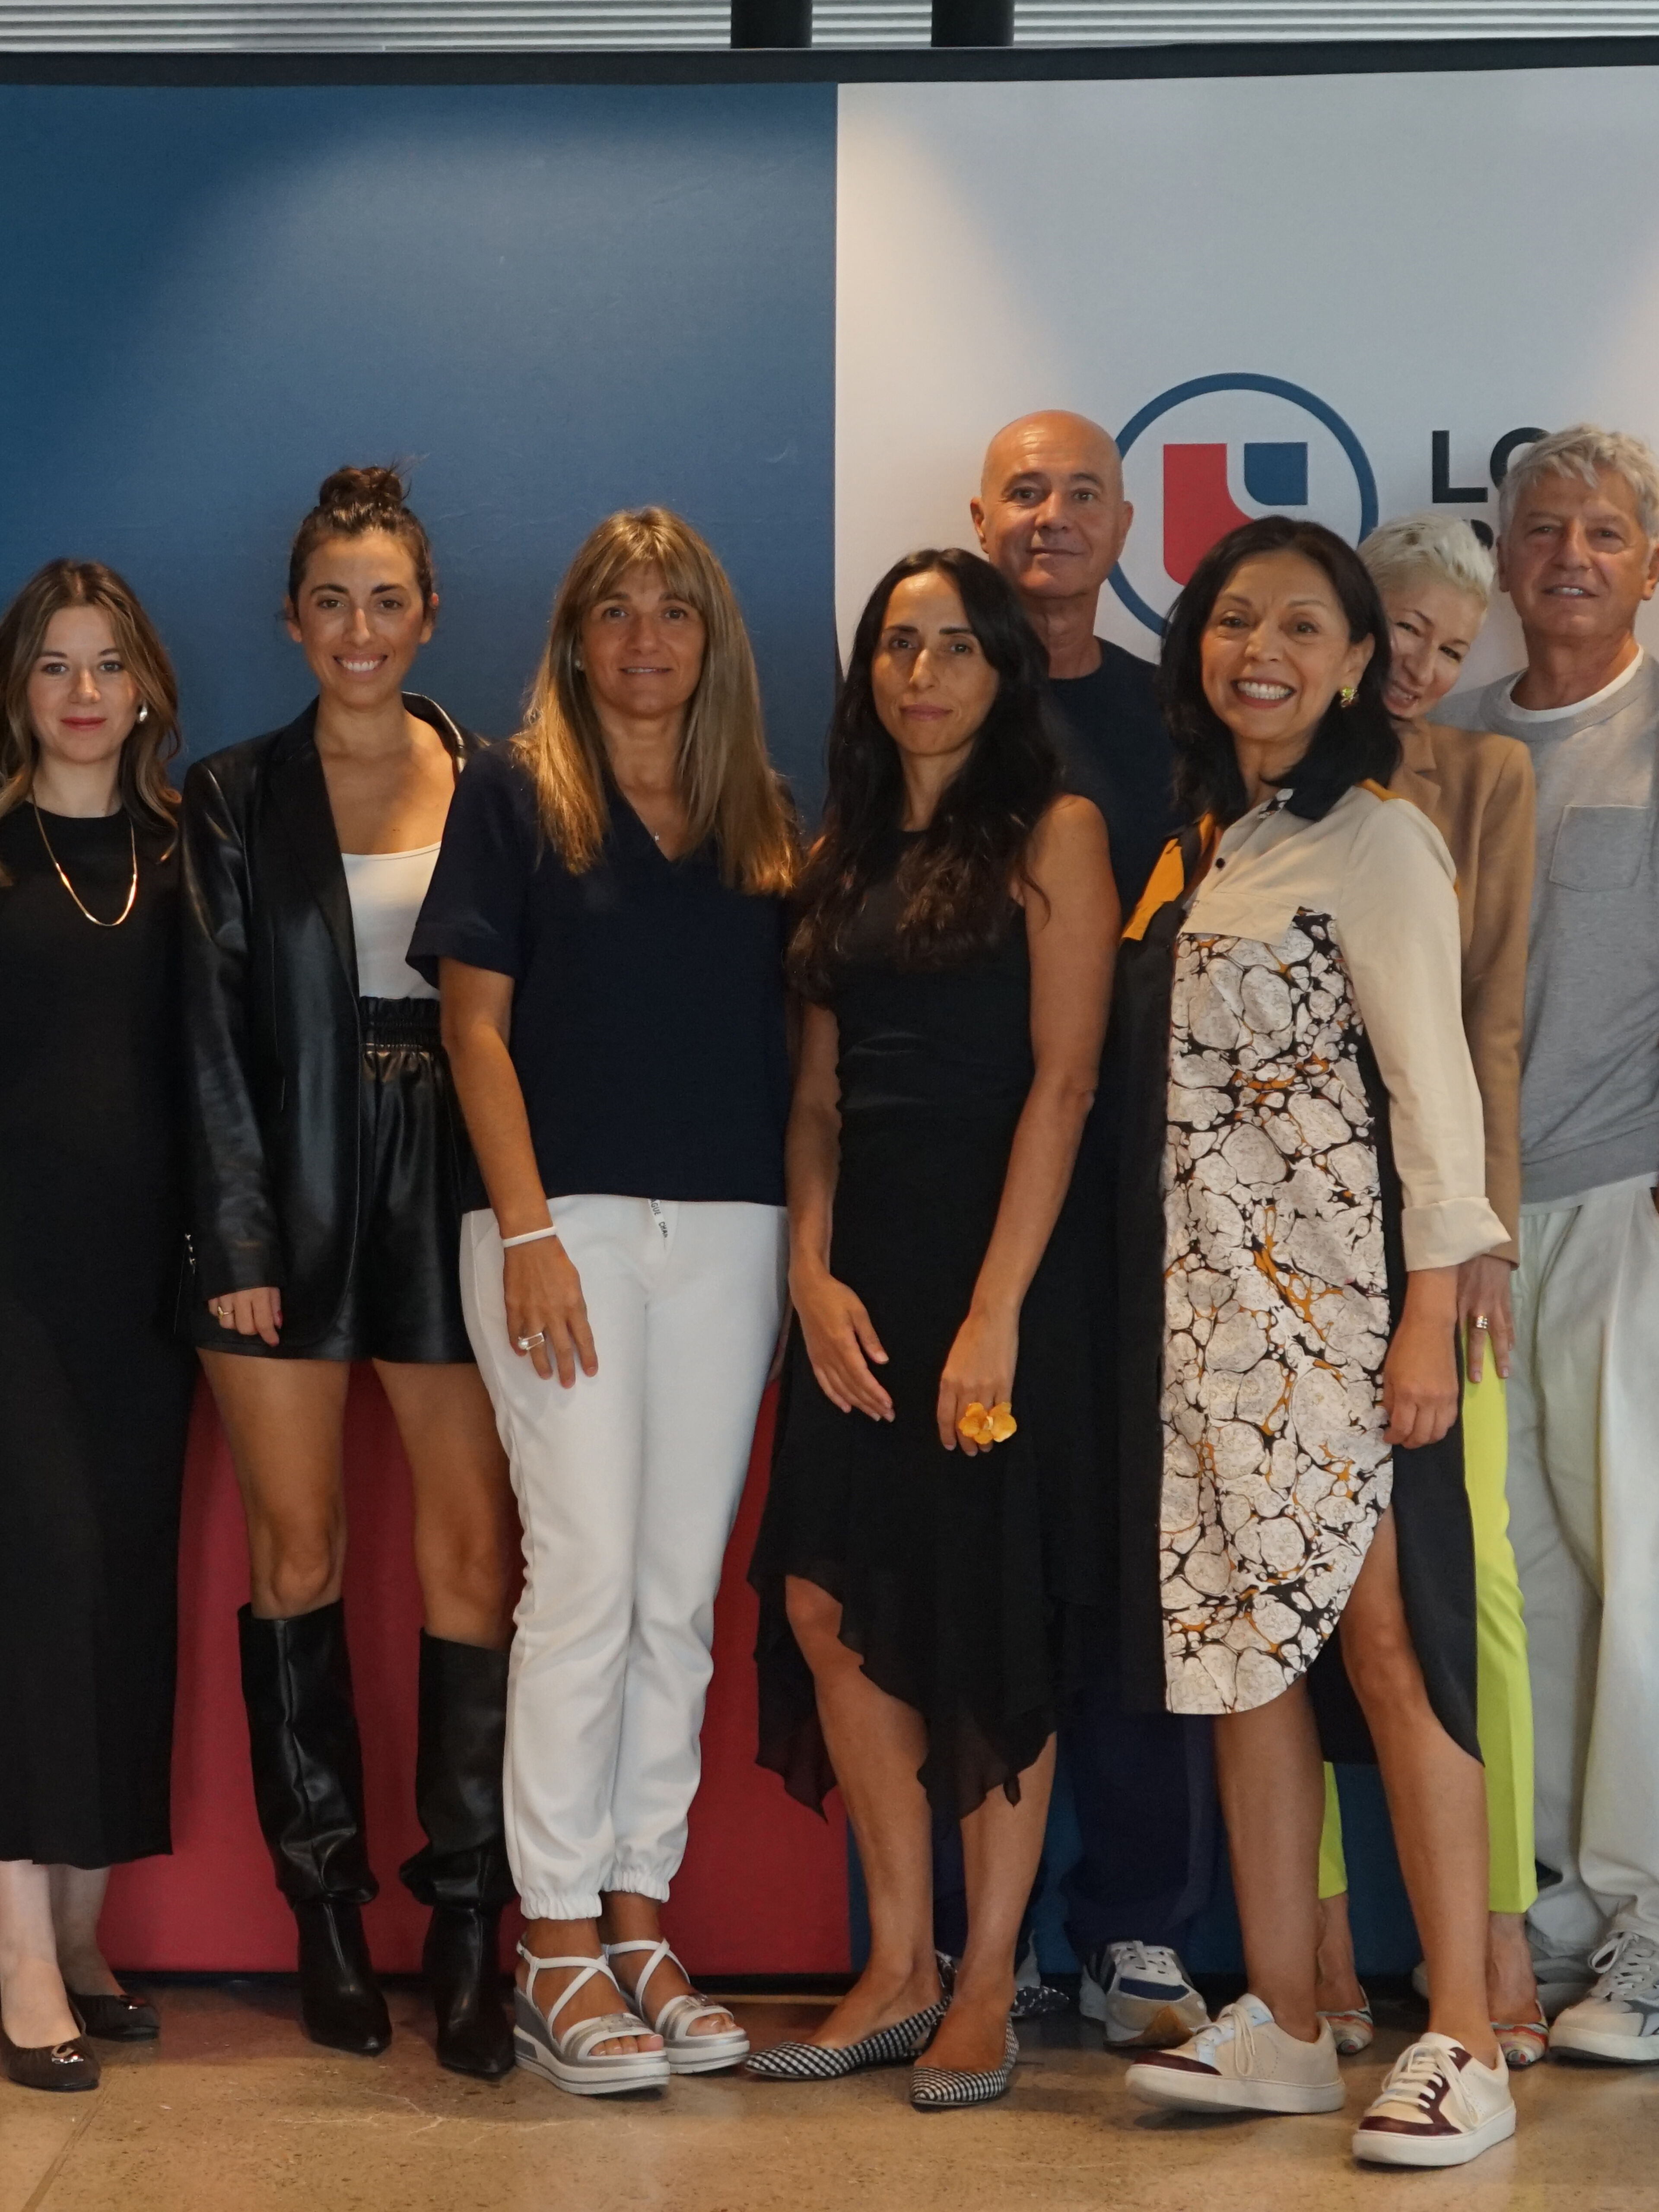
[1458,1252,1515,1384]
[938,1308,1019,1457]
[1381,1268,1461,1449]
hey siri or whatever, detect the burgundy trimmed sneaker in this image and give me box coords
[1549,1931,1659,2063]
[1125,1995,1344,2114]
[1353,2033,1516,2168]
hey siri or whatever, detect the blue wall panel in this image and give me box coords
[0,84,836,784]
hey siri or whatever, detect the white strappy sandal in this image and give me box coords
[512,1943,671,2096]
[605,1938,750,2074]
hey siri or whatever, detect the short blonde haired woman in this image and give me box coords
[416,509,796,2096]
[1314,512,1544,2066]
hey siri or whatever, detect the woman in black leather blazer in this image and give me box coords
[180,470,518,2080]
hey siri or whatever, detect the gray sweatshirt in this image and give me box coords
[1439,653,1659,1204]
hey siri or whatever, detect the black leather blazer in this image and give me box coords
[179,694,480,1344]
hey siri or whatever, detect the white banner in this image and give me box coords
[836,66,1659,692]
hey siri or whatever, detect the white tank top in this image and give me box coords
[341,845,442,1001]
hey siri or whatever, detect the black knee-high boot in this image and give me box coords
[238,1602,392,2057]
[399,1633,515,2079]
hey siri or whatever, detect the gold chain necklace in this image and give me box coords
[32,801,138,928]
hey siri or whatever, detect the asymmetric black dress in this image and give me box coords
[0,807,195,1865]
[752,858,1106,1819]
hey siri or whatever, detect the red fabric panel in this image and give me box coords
[100,1375,848,1978]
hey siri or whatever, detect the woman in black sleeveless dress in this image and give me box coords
[748,550,1118,2108]
[0,562,195,2092]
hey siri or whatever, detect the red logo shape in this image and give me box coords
[1163,443,1251,586]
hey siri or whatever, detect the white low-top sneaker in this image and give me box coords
[1550,1931,1659,2063]
[1079,1942,1209,2047]
[1533,1951,1595,2021]
[1353,2033,1516,2168]
[1125,1995,1344,2114]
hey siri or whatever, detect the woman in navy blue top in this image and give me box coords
[413,507,796,2096]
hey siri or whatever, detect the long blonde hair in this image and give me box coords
[0,559,181,877]
[514,509,796,895]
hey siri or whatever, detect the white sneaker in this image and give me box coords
[1550,1930,1659,2063]
[1125,1995,1344,2114]
[1352,2033,1516,2168]
[1532,1950,1595,2021]
[1079,1942,1209,2048]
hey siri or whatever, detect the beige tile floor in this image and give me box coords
[2,1984,1654,2212]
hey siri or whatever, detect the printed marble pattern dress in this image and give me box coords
[1109,783,1506,1733]
[1161,911,1393,1716]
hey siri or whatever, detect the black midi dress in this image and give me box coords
[752,864,1106,1819]
[0,805,195,1866]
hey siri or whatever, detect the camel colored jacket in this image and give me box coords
[1391,718,1535,1263]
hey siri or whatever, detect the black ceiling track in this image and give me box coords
[0,34,1655,89]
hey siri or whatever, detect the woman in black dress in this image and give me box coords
[747,550,1118,2108]
[180,470,518,2076]
[0,560,196,2093]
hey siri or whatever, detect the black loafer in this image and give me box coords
[0,2023,100,2092]
[425,1907,513,2079]
[70,1991,160,2042]
[294,1900,391,2056]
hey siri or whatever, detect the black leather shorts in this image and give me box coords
[191,998,476,1364]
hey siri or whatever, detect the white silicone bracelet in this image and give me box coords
[501,1224,560,1249]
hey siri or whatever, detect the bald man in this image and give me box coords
[942,413,1212,2047]
[972,411,1179,911]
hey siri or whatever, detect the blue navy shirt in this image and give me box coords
[411,744,789,1208]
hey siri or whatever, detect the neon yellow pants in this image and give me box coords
[1318,1356,1537,1914]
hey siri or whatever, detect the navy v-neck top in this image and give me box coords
[410,743,790,1208]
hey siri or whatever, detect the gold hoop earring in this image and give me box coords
[1338,685,1356,709]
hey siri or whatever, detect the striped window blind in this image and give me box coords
[2,2,1656,48]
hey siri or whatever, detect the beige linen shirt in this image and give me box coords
[1182,781,1507,1274]
[1391,720,1534,1262]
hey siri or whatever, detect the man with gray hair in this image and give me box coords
[1438,423,1659,2059]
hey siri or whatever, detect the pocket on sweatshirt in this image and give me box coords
[1548,804,1654,891]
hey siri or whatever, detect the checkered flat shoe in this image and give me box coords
[911,2018,1019,2110]
[743,2000,946,2080]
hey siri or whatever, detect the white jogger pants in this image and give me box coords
[462,1195,786,1921]
[1508,1177,1659,1955]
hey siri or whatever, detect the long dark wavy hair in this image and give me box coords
[789,548,1061,998]
[1159,517,1398,827]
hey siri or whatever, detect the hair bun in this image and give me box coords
[316,464,407,514]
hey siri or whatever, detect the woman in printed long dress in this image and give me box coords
[1116,520,1519,2173]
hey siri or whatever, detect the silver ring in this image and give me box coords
[515,1331,546,1351]
[1471,1313,1490,1334]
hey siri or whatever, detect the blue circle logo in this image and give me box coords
[1109,373,1379,637]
